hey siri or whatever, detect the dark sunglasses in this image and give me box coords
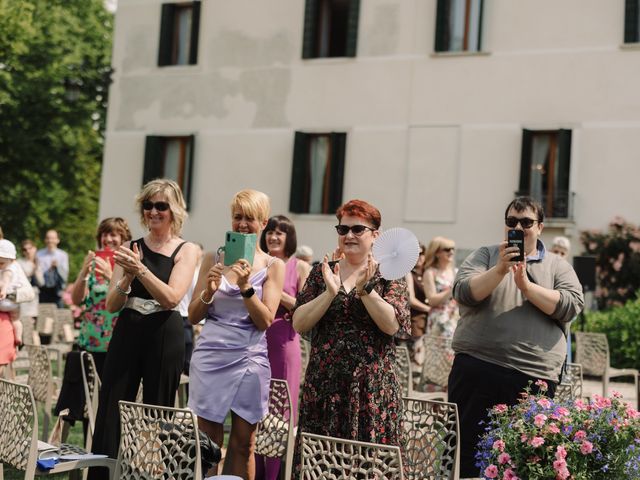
[440,247,455,253]
[334,224,376,236]
[142,200,170,212]
[505,216,538,229]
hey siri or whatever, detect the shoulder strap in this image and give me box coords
[170,241,188,260]
[266,255,278,268]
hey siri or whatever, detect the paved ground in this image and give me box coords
[583,376,638,408]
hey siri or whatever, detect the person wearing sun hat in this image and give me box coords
[0,238,34,377]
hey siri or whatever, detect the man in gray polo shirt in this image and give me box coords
[449,196,584,478]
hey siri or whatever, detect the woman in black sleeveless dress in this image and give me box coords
[88,179,199,480]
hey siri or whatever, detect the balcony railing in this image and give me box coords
[514,190,575,221]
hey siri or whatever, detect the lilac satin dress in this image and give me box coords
[188,264,272,424]
[256,257,302,480]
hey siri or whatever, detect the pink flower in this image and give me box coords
[494,404,508,414]
[484,465,499,478]
[612,390,623,398]
[493,439,506,452]
[503,468,519,480]
[534,414,547,427]
[553,459,567,471]
[520,434,528,443]
[626,407,640,419]
[535,379,548,392]
[574,430,587,441]
[530,436,545,448]
[580,440,593,455]
[574,399,588,411]
[548,423,560,434]
[537,398,551,409]
[555,445,567,460]
[498,452,511,465]
[556,407,570,417]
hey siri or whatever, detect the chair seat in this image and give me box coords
[608,367,639,378]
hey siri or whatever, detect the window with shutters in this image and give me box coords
[289,132,347,214]
[302,0,360,58]
[144,136,195,208]
[157,1,201,66]
[434,0,484,53]
[624,0,640,43]
[518,130,573,219]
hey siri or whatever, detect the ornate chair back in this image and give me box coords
[555,363,584,403]
[419,335,454,389]
[402,396,460,480]
[299,431,404,479]
[114,400,202,479]
[26,345,54,440]
[255,378,295,480]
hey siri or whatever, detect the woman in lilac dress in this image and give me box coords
[188,189,285,479]
[255,215,310,479]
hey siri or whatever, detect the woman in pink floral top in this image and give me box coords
[292,200,410,467]
[71,217,131,376]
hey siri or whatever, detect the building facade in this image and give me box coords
[99,0,640,260]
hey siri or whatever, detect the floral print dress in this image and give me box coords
[77,268,120,352]
[293,263,410,468]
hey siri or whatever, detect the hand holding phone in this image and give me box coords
[222,232,257,266]
[95,248,115,282]
[507,229,525,262]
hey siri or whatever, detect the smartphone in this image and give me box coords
[95,248,115,268]
[223,231,257,266]
[507,229,525,262]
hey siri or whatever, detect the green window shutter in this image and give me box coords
[158,4,175,66]
[189,1,201,65]
[624,0,639,43]
[302,0,319,59]
[290,132,309,213]
[519,129,533,194]
[184,135,196,210]
[345,0,361,57]
[143,136,165,185]
[434,0,451,52]
[328,133,347,214]
[557,129,572,192]
[476,0,485,51]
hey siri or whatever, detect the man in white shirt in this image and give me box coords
[36,229,69,307]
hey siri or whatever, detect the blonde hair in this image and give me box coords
[135,179,188,236]
[230,189,270,223]
[424,236,455,269]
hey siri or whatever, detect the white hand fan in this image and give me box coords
[372,227,420,280]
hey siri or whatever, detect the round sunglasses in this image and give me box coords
[142,200,170,212]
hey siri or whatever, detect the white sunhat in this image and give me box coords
[0,239,17,260]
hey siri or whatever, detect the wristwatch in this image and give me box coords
[240,286,255,298]
[356,281,375,298]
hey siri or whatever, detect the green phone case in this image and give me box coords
[223,231,257,266]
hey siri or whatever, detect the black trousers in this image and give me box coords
[448,353,556,478]
[87,309,184,480]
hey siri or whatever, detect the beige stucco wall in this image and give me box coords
[100,0,640,260]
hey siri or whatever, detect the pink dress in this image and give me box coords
[256,257,301,480]
[0,312,17,365]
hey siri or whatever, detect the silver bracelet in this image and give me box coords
[115,278,132,296]
[136,266,149,279]
[199,289,214,305]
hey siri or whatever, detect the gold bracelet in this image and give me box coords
[115,278,131,296]
[199,289,214,305]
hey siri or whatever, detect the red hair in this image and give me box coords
[336,199,381,229]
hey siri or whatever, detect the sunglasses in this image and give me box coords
[440,247,455,253]
[142,200,170,212]
[334,225,376,236]
[505,216,538,229]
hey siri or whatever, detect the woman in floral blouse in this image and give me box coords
[292,199,410,461]
[71,217,131,376]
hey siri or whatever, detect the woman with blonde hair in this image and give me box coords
[423,236,459,338]
[188,189,285,479]
[89,179,200,480]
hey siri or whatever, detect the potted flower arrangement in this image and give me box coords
[476,380,640,479]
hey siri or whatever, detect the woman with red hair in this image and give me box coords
[292,199,410,463]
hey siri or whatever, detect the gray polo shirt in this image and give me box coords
[452,242,584,382]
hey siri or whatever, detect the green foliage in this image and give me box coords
[583,295,640,370]
[580,217,640,310]
[0,0,113,277]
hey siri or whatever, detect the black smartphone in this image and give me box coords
[507,229,525,262]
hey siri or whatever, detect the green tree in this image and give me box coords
[0,0,113,277]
